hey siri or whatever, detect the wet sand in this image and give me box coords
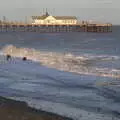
[0,96,72,120]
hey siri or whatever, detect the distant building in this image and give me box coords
[32,12,77,25]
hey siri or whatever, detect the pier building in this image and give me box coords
[32,12,77,25]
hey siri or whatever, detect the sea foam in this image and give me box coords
[2,45,120,78]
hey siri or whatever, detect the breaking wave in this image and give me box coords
[2,45,120,78]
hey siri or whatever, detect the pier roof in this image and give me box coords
[54,16,77,20]
[32,15,77,20]
[32,15,48,20]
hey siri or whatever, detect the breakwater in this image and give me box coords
[0,24,112,33]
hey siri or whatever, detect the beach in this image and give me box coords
[0,96,72,120]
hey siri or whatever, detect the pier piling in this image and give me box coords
[0,23,112,33]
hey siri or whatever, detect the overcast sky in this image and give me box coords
[0,0,119,24]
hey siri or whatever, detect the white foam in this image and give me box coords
[2,45,120,78]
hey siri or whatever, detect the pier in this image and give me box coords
[81,23,112,33]
[0,12,112,33]
[0,23,112,33]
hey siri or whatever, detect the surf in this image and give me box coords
[2,45,120,78]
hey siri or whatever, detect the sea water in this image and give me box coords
[0,26,120,120]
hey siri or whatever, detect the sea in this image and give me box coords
[0,26,120,120]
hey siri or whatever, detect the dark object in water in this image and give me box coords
[22,57,27,61]
[6,54,11,61]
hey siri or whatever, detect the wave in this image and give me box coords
[2,45,120,78]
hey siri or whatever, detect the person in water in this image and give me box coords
[6,55,27,61]
[22,57,27,61]
[6,54,11,61]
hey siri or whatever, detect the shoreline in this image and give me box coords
[0,96,73,120]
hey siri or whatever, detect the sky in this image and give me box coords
[0,0,119,25]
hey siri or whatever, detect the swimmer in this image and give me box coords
[6,54,11,61]
[22,57,27,61]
